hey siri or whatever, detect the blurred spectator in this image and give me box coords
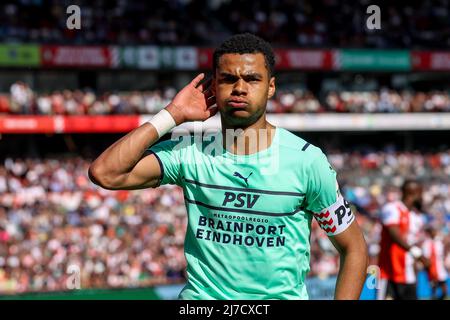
[9,82,34,114]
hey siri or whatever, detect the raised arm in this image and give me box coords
[88,123,163,190]
[88,73,217,190]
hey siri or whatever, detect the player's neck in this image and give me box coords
[220,115,276,155]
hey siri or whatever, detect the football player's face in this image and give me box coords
[213,53,275,127]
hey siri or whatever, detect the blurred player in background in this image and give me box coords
[377,179,429,300]
[89,33,368,300]
[422,225,448,300]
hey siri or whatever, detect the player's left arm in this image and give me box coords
[306,150,369,300]
[328,220,369,300]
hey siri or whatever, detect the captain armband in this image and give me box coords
[312,194,355,236]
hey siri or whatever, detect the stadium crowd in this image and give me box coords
[1,0,448,48]
[0,156,187,292]
[2,82,449,115]
[0,150,449,293]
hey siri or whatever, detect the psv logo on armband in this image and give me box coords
[313,195,355,236]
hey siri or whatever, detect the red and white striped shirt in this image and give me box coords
[422,237,448,282]
[378,201,424,284]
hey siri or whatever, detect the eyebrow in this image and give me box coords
[219,72,263,79]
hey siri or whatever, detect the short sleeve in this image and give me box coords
[380,204,400,226]
[305,151,338,213]
[306,150,355,236]
[148,138,182,186]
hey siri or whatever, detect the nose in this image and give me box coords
[232,78,247,95]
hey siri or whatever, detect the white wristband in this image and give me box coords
[148,109,176,138]
[409,246,423,259]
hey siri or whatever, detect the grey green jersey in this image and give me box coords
[149,127,350,299]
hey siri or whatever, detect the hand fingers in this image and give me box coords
[190,73,205,87]
[198,77,212,92]
[205,105,218,118]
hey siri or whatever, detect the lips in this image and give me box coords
[227,99,249,108]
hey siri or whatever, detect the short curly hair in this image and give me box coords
[213,33,275,78]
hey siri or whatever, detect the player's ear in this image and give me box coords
[268,76,276,99]
[211,76,216,95]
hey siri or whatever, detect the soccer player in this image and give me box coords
[89,33,368,300]
[422,225,448,300]
[377,179,429,300]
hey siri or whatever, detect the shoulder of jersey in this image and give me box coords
[382,201,403,212]
[278,128,322,157]
[157,135,197,154]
